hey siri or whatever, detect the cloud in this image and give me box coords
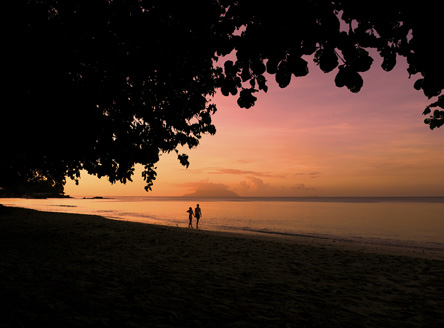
[179,177,319,198]
[293,172,321,179]
[206,167,282,178]
[291,183,318,192]
[308,172,321,178]
[234,176,319,197]
[238,176,269,191]
[182,181,240,197]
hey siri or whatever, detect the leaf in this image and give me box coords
[251,61,266,75]
[349,72,363,93]
[335,66,363,93]
[229,86,238,96]
[221,78,240,96]
[288,56,309,77]
[439,95,444,108]
[276,61,291,88]
[224,60,237,77]
[178,154,190,168]
[315,48,338,73]
[422,77,442,99]
[257,75,268,92]
[237,97,247,108]
[302,39,317,55]
[414,78,424,91]
[341,45,358,63]
[423,100,444,129]
[237,89,257,109]
[221,85,230,97]
[241,66,251,82]
[224,60,234,72]
[407,64,417,78]
[352,49,373,72]
[381,53,396,72]
[221,88,229,97]
[334,65,347,88]
[266,57,280,74]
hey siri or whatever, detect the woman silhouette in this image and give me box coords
[187,207,194,228]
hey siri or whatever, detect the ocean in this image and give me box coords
[2,196,444,250]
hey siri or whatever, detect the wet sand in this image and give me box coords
[1,206,444,327]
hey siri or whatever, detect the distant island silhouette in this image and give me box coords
[182,190,240,198]
[181,181,240,198]
[182,191,240,198]
[82,197,112,200]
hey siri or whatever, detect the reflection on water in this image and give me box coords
[2,197,444,249]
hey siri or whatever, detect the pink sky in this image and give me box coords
[65,54,444,197]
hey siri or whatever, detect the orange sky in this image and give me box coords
[65,55,444,197]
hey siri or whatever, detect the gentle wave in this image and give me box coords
[3,197,444,251]
[207,225,444,252]
[115,196,444,203]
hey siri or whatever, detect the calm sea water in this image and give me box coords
[2,196,444,250]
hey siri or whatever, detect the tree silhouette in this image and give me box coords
[219,0,443,125]
[3,0,222,193]
[1,0,443,193]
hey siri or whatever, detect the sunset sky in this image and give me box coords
[65,54,444,197]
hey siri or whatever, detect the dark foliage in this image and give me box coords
[220,0,443,114]
[3,0,222,192]
[0,172,65,198]
[1,0,443,192]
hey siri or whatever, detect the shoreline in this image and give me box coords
[106,214,444,261]
[3,203,444,261]
[183,225,444,261]
[3,197,444,258]
[1,206,444,327]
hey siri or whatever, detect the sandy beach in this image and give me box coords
[1,205,444,327]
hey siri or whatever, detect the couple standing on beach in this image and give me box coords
[187,204,202,229]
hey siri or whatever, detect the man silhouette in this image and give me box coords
[194,204,202,230]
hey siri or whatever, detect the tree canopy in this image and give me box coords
[219,0,443,122]
[2,0,443,193]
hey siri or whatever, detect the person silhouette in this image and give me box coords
[194,204,202,230]
[187,207,194,229]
